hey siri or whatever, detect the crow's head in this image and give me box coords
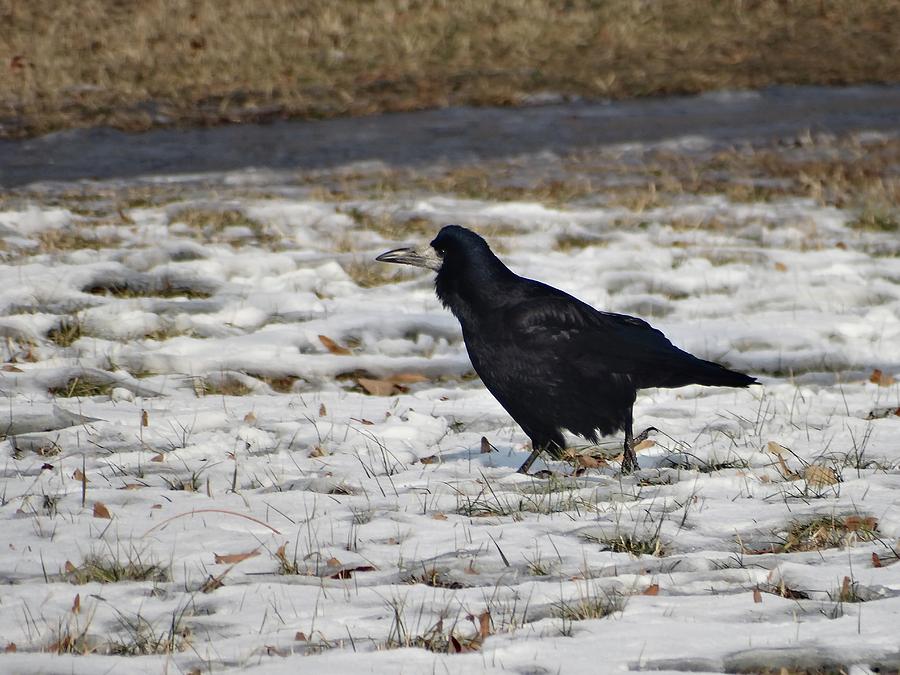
[375,225,493,275]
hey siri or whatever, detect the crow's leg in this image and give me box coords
[622,425,637,474]
[622,419,658,474]
[517,446,543,474]
[517,431,564,474]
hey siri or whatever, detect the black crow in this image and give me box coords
[377,225,757,473]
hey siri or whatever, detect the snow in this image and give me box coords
[1,172,899,674]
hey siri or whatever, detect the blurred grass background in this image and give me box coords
[2,0,899,139]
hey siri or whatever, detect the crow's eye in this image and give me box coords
[434,246,446,257]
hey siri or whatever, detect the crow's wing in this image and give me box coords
[505,293,710,386]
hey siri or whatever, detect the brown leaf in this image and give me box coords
[319,334,351,355]
[642,583,660,596]
[432,513,448,520]
[318,403,326,417]
[309,445,328,458]
[2,364,23,372]
[330,564,376,579]
[275,544,287,559]
[295,631,307,641]
[243,411,257,424]
[766,441,788,455]
[753,587,763,603]
[72,593,81,614]
[844,515,877,532]
[150,452,165,462]
[141,409,149,427]
[419,454,440,464]
[575,453,605,469]
[358,377,405,396]
[480,436,495,454]
[870,368,896,387]
[478,610,491,639]
[3,643,15,653]
[840,576,851,600]
[449,635,463,653]
[872,552,883,568]
[803,464,839,487]
[634,439,656,452]
[774,261,788,272]
[64,560,77,573]
[214,549,260,564]
[326,557,342,567]
[389,373,428,384]
[73,469,88,482]
[775,454,800,480]
[92,502,111,519]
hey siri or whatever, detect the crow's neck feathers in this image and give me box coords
[434,239,515,319]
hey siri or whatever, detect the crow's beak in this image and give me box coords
[375,246,442,271]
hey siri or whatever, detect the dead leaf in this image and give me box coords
[870,368,896,387]
[774,261,788,272]
[243,411,257,424]
[141,409,149,427]
[326,557,342,567]
[840,576,851,600]
[309,445,328,458]
[642,583,660,596]
[575,453,605,469]
[200,574,225,593]
[634,439,656,452]
[432,513,448,520]
[318,334,351,355]
[478,611,491,639]
[358,377,405,396]
[480,436,495,454]
[214,549,260,564]
[872,552,883,568]
[389,373,428,384]
[151,503,162,509]
[449,635,463,653]
[318,403,326,417]
[275,544,287,559]
[766,441,788,455]
[330,564,376,579]
[2,364,23,372]
[845,515,877,532]
[753,587,762,603]
[295,631,307,641]
[773,453,800,480]
[92,502,111,519]
[72,593,80,614]
[73,469,88,482]
[150,452,165,462]
[803,464,839,487]
[419,454,440,464]
[4,643,15,653]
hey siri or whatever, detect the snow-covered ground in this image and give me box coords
[1,143,900,673]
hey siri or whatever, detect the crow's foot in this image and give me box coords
[621,426,658,474]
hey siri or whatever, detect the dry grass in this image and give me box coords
[3,1,900,138]
[65,552,170,584]
[49,377,113,398]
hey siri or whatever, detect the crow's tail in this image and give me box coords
[661,357,758,389]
